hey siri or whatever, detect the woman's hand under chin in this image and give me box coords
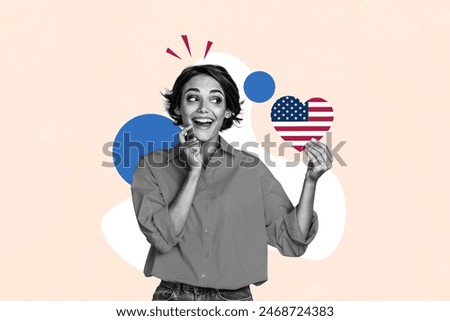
[179,125,203,172]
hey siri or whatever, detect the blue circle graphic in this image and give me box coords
[113,114,180,184]
[244,71,276,103]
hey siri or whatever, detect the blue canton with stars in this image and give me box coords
[270,96,308,122]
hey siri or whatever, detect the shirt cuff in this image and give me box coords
[285,210,319,245]
[152,206,184,247]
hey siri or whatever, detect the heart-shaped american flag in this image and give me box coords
[271,96,334,152]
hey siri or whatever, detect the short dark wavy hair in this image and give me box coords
[162,64,243,131]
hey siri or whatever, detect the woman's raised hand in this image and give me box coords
[304,138,333,182]
[179,125,202,172]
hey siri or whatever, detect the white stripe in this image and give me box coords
[272,121,333,126]
[285,141,307,146]
[278,131,327,136]
[289,141,326,146]
[281,139,317,143]
[308,112,334,117]
[308,101,331,107]
[281,138,329,145]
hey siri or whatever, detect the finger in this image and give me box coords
[310,138,327,153]
[180,145,201,155]
[324,144,333,163]
[193,150,202,161]
[305,148,320,167]
[306,142,325,160]
[308,144,330,168]
[178,125,193,144]
[306,139,324,155]
[305,149,322,173]
[309,139,333,164]
[316,146,332,170]
[311,139,333,163]
[309,146,332,171]
[306,147,328,171]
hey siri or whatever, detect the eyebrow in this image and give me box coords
[184,88,224,95]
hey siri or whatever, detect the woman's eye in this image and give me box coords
[211,97,222,104]
[187,96,198,102]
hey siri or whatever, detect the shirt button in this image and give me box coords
[201,274,207,279]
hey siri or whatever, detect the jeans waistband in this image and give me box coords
[160,280,249,293]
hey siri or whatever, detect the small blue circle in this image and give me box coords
[112,114,180,184]
[244,71,276,103]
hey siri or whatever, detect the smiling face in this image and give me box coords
[177,74,231,143]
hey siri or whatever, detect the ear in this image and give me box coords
[174,107,181,115]
[225,109,232,119]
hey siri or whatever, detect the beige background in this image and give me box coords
[1,0,449,300]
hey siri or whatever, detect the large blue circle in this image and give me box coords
[244,71,276,103]
[113,114,180,184]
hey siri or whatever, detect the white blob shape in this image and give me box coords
[101,197,148,270]
[101,52,346,271]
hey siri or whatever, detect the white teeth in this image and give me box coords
[193,118,213,124]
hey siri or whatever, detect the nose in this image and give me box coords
[197,100,210,113]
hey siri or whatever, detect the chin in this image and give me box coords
[195,133,216,142]
[193,129,219,143]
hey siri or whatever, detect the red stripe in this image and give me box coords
[308,116,334,121]
[294,146,305,152]
[308,107,333,112]
[274,126,330,131]
[307,97,327,103]
[281,136,323,141]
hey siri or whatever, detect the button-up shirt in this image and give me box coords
[131,137,318,290]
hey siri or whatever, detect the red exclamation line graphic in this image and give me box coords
[204,41,213,59]
[166,48,182,60]
[181,35,192,57]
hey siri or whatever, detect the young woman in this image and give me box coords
[131,64,333,301]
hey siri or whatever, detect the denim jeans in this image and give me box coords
[152,280,253,301]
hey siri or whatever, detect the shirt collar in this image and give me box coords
[167,135,237,161]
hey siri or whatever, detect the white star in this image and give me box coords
[278,117,280,120]
[303,117,306,120]
[295,117,297,120]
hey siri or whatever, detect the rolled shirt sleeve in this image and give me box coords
[258,161,319,257]
[131,156,183,254]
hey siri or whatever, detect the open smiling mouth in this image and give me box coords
[192,117,214,129]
